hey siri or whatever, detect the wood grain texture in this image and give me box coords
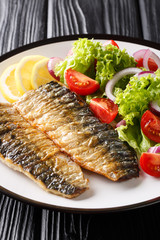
[40,210,91,240]
[0,0,47,55]
[0,0,160,239]
[47,0,142,38]
[139,0,160,42]
[0,0,47,239]
[0,195,36,240]
[47,0,87,37]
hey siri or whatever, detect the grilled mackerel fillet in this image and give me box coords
[0,103,88,198]
[15,81,139,181]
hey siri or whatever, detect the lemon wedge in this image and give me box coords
[31,58,55,89]
[15,55,46,94]
[0,64,22,103]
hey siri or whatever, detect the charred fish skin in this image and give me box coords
[15,81,139,181]
[0,104,88,198]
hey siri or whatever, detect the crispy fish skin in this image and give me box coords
[0,103,88,198]
[15,81,139,181]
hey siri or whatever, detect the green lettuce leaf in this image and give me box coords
[116,70,160,155]
[54,38,136,89]
[115,70,160,125]
[54,38,101,83]
[117,122,154,157]
[95,46,136,91]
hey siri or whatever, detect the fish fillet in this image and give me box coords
[15,80,139,181]
[0,103,88,198]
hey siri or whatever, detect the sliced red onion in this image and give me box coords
[116,119,126,128]
[143,49,160,70]
[67,48,73,56]
[149,100,160,117]
[105,68,142,102]
[133,49,147,61]
[137,71,156,79]
[148,146,160,153]
[47,57,63,81]
[138,70,155,75]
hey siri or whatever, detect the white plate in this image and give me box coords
[0,35,160,213]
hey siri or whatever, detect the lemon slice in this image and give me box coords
[31,58,55,89]
[0,64,22,103]
[15,55,46,94]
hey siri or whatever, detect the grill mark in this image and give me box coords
[0,136,84,195]
[15,81,139,181]
[0,104,88,197]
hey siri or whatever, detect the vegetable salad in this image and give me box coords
[52,38,160,177]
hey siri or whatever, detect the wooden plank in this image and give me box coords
[0,0,47,55]
[47,0,142,38]
[0,1,160,240]
[0,0,48,239]
[40,210,91,239]
[0,0,141,239]
[0,195,36,240]
[138,0,160,42]
[47,0,87,37]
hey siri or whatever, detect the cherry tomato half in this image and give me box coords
[65,69,100,96]
[140,152,160,177]
[89,98,118,124]
[141,110,160,143]
[135,58,143,68]
[103,40,119,48]
[148,58,158,71]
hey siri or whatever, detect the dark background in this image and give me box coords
[0,0,160,239]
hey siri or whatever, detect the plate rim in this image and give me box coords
[0,185,160,214]
[2,33,160,63]
[0,33,160,213]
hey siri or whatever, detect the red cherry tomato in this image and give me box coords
[103,40,119,48]
[148,58,158,71]
[140,152,160,177]
[135,58,143,68]
[65,69,100,96]
[89,98,118,124]
[141,110,160,143]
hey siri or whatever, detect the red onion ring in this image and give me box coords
[143,49,160,70]
[137,71,156,79]
[47,57,63,81]
[148,146,160,153]
[67,48,73,56]
[133,49,147,61]
[105,68,141,102]
[149,100,160,117]
[116,119,126,128]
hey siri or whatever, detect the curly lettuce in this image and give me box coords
[55,38,101,84]
[115,70,160,154]
[54,38,136,88]
[95,45,136,91]
[115,71,160,125]
[117,122,155,156]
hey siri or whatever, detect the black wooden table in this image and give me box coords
[0,0,160,239]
